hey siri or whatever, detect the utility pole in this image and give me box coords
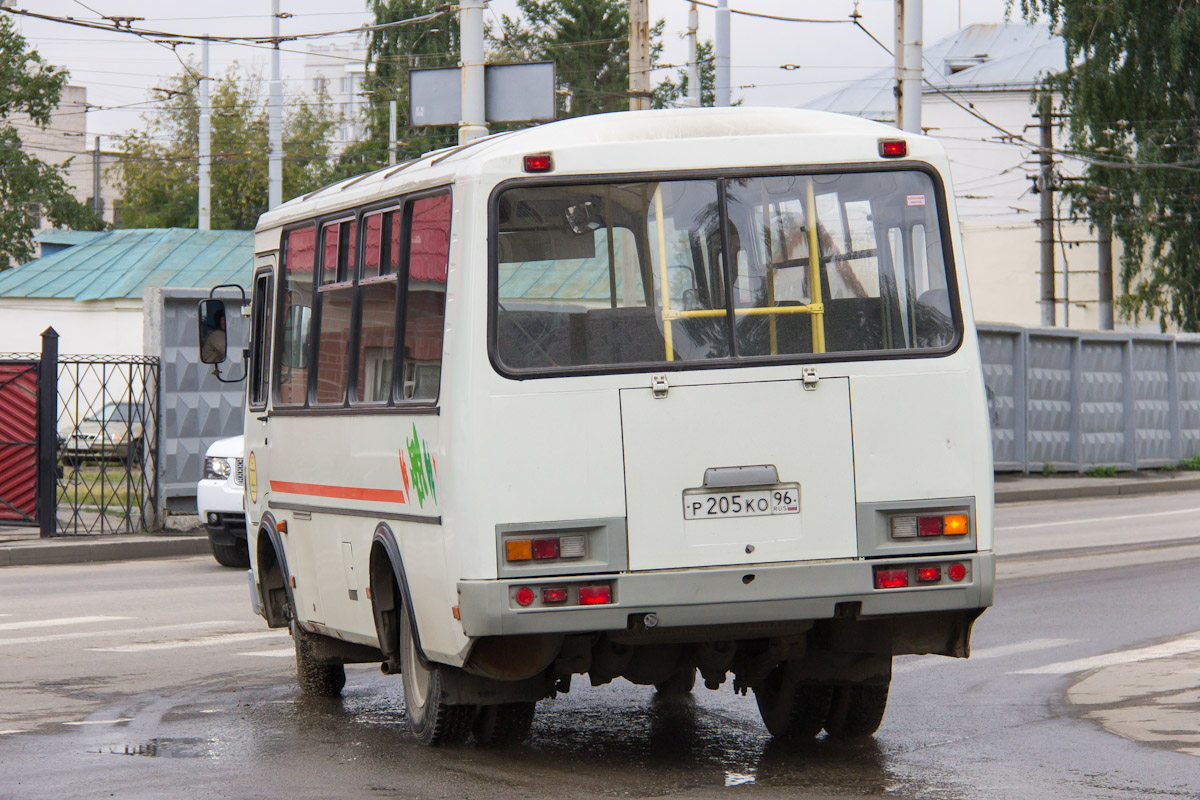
[268,0,282,210]
[1098,216,1114,330]
[715,0,730,107]
[686,3,700,107]
[388,100,397,166]
[1038,95,1056,327]
[895,0,922,133]
[198,36,211,230]
[92,135,101,219]
[458,0,487,144]
[628,0,651,110]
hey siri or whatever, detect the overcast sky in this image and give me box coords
[9,0,1021,143]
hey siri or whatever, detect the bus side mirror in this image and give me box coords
[199,298,229,364]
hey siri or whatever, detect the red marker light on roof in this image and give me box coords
[879,140,907,158]
[523,153,553,173]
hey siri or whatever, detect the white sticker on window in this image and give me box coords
[906,194,927,207]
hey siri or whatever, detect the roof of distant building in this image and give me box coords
[806,23,1065,122]
[33,230,105,247]
[0,228,253,301]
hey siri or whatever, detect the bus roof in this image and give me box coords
[256,107,935,233]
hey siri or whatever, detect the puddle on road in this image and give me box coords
[99,737,218,758]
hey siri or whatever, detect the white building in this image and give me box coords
[806,24,1119,330]
[7,84,123,242]
[303,40,369,150]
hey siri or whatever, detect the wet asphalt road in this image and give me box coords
[3,494,1200,799]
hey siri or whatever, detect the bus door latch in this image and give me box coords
[651,374,669,399]
[802,367,819,391]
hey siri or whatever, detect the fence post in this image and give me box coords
[1123,339,1137,470]
[1167,340,1183,463]
[37,327,58,538]
[1017,329,1029,473]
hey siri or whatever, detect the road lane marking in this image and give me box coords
[0,615,132,632]
[0,729,26,735]
[1016,633,1200,675]
[895,637,1080,673]
[0,621,253,647]
[996,507,1200,532]
[89,631,287,653]
[239,649,293,658]
[972,638,1081,660]
[62,718,134,726]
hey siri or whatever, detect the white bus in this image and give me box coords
[200,107,994,747]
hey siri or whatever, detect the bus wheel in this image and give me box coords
[473,702,536,747]
[654,668,697,698]
[753,666,832,739]
[292,619,346,698]
[823,681,889,739]
[400,607,474,746]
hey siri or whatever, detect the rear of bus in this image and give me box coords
[454,108,993,737]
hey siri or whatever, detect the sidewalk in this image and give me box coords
[3,471,1200,568]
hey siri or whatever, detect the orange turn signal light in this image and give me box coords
[943,514,969,535]
[505,539,533,562]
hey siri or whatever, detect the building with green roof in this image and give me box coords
[0,228,252,355]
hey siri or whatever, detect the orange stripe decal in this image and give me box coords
[270,480,408,505]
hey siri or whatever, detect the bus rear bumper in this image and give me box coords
[457,552,994,638]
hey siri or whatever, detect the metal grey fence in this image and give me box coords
[143,286,248,515]
[978,324,1200,473]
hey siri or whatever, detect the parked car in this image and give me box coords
[198,435,248,568]
[59,401,146,466]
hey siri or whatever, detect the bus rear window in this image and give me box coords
[492,170,957,374]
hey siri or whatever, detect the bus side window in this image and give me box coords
[313,218,356,405]
[401,193,449,402]
[249,271,273,409]
[276,224,316,406]
[355,209,400,404]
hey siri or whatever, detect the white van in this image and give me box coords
[202,108,994,747]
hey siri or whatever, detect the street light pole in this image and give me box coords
[268,0,283,209]
[459,0,487,144]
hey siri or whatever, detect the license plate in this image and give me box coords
[682,485,800,520]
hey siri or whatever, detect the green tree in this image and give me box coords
[654,40,717,109]
[0,16,102,268]
[327,0,459,181]
[1017,0,1200,330]
[114,63,340,230]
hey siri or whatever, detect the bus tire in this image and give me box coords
[473,702,536,747]
[654,668,697,698]
[753,666,832,739]
[292,619,346,698]
[823,682,889,739]
[400,606,474,746]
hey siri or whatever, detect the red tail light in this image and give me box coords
[532,538,560,560]
[916,566,941,583]
[578,585,612,605]
[542,587,568,604]
[515,587,535,606]
[917,516,944,537]
[947,562,967,582]
[874,568,909,589]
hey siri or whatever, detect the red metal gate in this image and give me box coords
[0,360,38,524]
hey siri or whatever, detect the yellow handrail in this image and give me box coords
[805,178,826,353]
[661,304,824,321]
[653,186,673,361]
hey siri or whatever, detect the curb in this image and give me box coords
[0,536,210,568]
[994,474,1200,504]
